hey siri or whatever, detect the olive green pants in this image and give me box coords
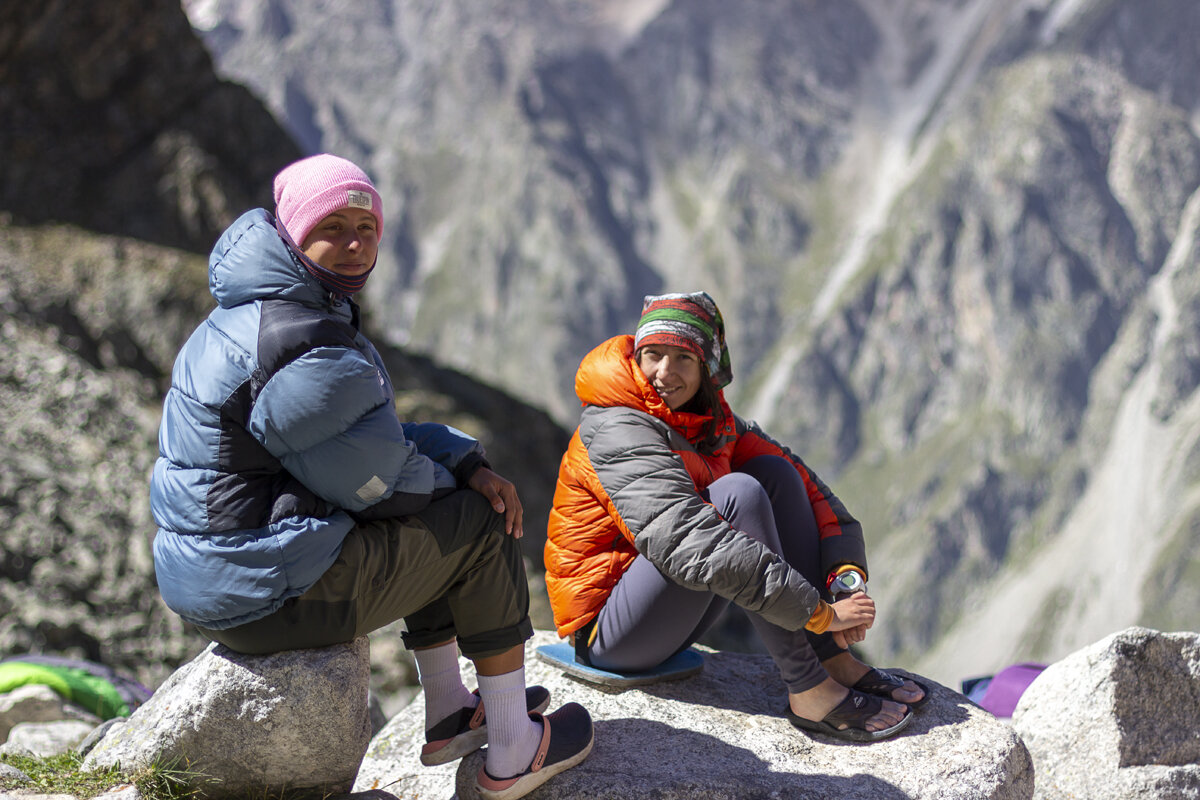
[201,490,533,660]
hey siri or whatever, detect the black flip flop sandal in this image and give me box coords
[852,667,930,709]
[785,688,913,742]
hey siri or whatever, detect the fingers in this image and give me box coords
[831,595,874,625]
[499,482,524,539]
[478,481,505,513]
[847,595,875,626]
[467,468,524,538]
[856,594,876,628]
[833,625,865,647]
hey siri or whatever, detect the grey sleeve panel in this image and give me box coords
[580,406,820,631]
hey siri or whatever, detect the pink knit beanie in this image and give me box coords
[273,154,384,246]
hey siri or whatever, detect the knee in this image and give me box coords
[713,473,774,538]
[466,495,520,560]
[720,472,772,507]
[738,456,811,509]
[715,470,763,501]
[739,454,796,482]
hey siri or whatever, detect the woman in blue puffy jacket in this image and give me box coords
[150,154,591,799]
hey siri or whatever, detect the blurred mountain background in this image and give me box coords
[2,0,1198,700]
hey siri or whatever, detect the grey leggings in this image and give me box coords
[587,455,844,693]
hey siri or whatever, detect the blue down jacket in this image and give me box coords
[151,209,486,630]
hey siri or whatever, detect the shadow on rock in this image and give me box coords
[456,717,915,800]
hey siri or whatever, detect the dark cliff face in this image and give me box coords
[0,0,300,252]
[0,0,292,688]
[0,0,568,693]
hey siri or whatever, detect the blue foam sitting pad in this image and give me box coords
[535,642,703,687]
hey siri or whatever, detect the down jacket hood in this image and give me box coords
[209,209,330,309]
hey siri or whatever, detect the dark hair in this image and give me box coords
[680,369,726,455]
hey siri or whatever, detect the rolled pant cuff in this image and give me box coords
[401,626,460,651]
[810,631,847,662]
[781,633,849,693]
[456,617,535,660]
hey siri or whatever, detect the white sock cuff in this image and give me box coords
[414,641,462,682]
[476,666,526,696]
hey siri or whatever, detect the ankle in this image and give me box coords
[788,678,849,719]
[477,668,543,779]
[821,653,870,686]
[415,642,475,730]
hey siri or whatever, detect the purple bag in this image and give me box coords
[965,662,1046,718]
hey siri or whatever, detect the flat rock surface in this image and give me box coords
[356,630,1032,799]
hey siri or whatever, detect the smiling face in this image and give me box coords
[637,344,704,410]
[299,208,380,276]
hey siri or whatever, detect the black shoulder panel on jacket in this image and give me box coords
[254,298,363,399]
[205,298,364,533]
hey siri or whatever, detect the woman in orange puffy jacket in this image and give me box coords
[545,292,926,742]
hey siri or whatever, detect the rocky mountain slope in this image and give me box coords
[186,0,1200,683]
[0,225,210,689]
[1,0,293,690]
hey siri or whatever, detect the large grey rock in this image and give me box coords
[355,630,1031,799]
[84,638,373,798]
[92,787,142,800]
[1011,626,1200,800]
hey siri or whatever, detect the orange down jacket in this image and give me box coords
[545,335,867,638]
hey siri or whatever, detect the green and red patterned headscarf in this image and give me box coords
[634,291,733,389]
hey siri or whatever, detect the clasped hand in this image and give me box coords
[827,591,875,649]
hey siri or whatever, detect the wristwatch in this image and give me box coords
[830,570,866,597]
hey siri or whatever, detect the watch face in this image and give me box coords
[834,572,864,593]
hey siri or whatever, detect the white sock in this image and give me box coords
[476,667,544,779]
[414,642,477,730]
